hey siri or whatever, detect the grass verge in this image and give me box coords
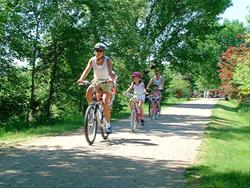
[0,118,83,144]
[185,100,250,188]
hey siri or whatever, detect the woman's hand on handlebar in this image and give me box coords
[77,79,89,85]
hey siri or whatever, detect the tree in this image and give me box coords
[167,72,191,98]
[233,29,250,100]
[233,53,250,96]
[218,45,249,98]
[141,0,232,67]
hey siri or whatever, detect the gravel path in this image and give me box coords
[0,98,218,188]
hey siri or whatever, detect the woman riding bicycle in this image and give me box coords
[125,72,146,126]
[77,42,114,134]
[147,69,164,112]
[146,70,164,94]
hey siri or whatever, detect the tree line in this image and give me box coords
[0,0,249,129]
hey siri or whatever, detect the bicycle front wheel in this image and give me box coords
[148,101,152,118]
[149,103,155,120]
[130,110,137,132]
[155,105,160,119]
[84,105,97,145]
[100,111,109,140]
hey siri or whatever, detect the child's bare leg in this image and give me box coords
[138,100,145,125]
[138,100,144,118]
[129,99,133,111]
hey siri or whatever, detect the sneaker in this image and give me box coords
[141,119,145,126]
[106,126,112,134]
[105,122,112,134]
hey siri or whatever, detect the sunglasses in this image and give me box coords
[95,49,104,52]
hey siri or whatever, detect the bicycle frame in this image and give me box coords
[124,93,142,132]
[148,96,160,120]
[131,97,141,122]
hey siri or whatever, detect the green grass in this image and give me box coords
[163,97,190,105]
[0,118,83,144]
[186,100,250,188]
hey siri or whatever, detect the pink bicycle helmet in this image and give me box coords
[132,71,141,78]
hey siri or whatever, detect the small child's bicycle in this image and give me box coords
[148,96,160,120]
[123,92,142,132]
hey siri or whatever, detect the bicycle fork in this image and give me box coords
[96,106,104,128]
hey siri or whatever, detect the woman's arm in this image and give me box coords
[146,77,153,89]
[107,58,114,81]
[77,58,93,83]
[161,76,164,89]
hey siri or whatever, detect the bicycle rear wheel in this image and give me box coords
[84,105,97,145]
[130,110,137,132]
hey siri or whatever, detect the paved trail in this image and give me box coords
[0,98,218,188]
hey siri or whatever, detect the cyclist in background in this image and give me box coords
[146,70,164,94]
[125,72,146,126]
[77,42,114,134]
[149,84,162,113]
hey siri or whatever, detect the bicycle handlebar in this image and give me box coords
[78,80,113,86]
[147,96,161,100]
[78,80,91,86]
[123,92,141,99]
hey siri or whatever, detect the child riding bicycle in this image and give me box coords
[125,72,146,126]
[149,84,162,112]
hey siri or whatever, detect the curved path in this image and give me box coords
[0,98,218,188]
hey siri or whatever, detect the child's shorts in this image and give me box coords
[138,94,145,102]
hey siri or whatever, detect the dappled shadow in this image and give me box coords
[215,103,238,112]
[0,146,186,188]
[186,165,250,188]
[210,116,239,126]
[147,115,210,139]
[106,138,159,146]
[113,114,210,140]
[168,103,215,110]
[206,115,250,141]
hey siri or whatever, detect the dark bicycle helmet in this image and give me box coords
[132,71,141,78]
[94,42,106,50]
[153,84,159,87]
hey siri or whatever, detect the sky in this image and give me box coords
[220,0,250,25]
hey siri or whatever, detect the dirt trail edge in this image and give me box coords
[0,98,218,188]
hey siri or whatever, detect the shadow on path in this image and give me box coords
[0,147,185,188]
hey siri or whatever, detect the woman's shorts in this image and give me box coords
[92,80,113,93]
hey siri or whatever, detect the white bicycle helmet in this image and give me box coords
[94,42,106,50]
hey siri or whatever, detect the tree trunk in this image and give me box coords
[45,40,58,119]
[27,18,40,122]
